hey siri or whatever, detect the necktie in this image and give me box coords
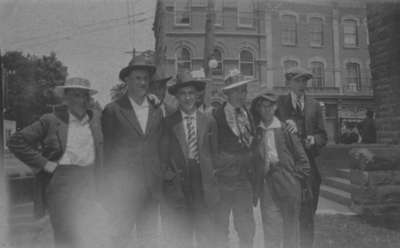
[296,97,303,114]
[185,116,199,162]
[235,108,252,148]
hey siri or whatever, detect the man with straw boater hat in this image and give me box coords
[212,69,256,248]
[101,54,164,248]
[276,67,327,248]
[160,69,219,248]
[8,77,103,248]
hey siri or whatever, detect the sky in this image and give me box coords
[0,0,157,106]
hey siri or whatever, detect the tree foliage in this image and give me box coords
[2,51,68,128]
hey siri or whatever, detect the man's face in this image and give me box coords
[196,90,206,107]
[288,76,308,96]
[125,69,150,97]
[176,86,197,113]
[257,99,277,123]
[63,89,90,111]
[150,83,167,102]
[226,84,247,106]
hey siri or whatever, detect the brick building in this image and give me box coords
[153,0,374,143]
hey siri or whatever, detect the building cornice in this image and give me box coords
[166,32,266,38]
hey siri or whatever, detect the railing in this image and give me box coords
[342,84,373,96]
[273,86,340,95]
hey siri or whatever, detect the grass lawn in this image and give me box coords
[314,214,400,248]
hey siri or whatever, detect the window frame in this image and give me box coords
[174,0,192,26]
[310,61,325,88]
[239,50,255,77]
[343,19,359,48]
[175,47,192,73]
[309,17,324,47]
[281,14,298,46]
[345,62,362,91]
[237,0,254,28]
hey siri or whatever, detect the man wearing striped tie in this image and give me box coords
[160,70,219,248]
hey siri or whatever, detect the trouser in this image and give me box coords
[104,167,159,248]
[300,155,321,248]
[214,180,255,248]
[46,165,96,248]
[161,159,215,248]
[260,183,282,248]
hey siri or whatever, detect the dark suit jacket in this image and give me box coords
[161,110,220,207]
[7,107,104,217]
[253,124,310,203]
[276,94,327,156]
[102,94,164,195]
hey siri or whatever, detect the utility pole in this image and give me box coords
[0,50,4,175]
[203,0,216,78]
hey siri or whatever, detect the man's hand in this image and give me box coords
[44,161,58,173]
[305,135,315,149]
[285,119,298,134]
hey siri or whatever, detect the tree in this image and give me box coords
[110,82,127,101]
[2,51,68,128]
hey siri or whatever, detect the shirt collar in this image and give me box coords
[68,111,89,125]
[180,110,197,120]
[129,96,149,108]
[258,116,281,130]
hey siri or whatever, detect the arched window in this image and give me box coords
[283,59,298,73]
[239,50,254,76]
[309,17,323,46]
[310,61,325,88]
[346,62,361,91]
[212,48,223,76]
[343,19,358,47]
[176,47,192,73]
[281,15,297,45]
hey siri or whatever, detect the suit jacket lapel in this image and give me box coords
[145,103,158,136]
[118,94,144,136]
[304,95,312,133]
[197,111,207,149]
[54,108,69,152]
[172,112,189,161]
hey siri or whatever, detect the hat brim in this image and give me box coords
[151,76,172,86]
[119,65,157,82]
[287,73,313,81]
[168,81,206,95]
[222,79,252,91]
[54,85,98,96]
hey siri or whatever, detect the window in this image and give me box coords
[283,59,298,73]
[281,15,297,45]
[239,50,254,76]
[215,0,223,26]
[212,48,223,76]
[343,19,358,47]
[309,17,323,46]
[238,0,253,27]
[176,47,192,72]
[310,62,325,88]
[346,62,361,91]
[175,0,191,25]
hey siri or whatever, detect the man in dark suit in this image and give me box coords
[101,55,164,248]
[213,69,256,248]
[8,77,104,248]
[149,72,175,117]
[161,70,219,248]
[276,67,327,248]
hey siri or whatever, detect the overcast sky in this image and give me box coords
[0,0,156,106]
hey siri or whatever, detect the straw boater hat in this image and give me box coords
[222,69,253,91]
[168,69,207,95]
[54,77,98,96]
[285,67,313,81]
[119,53,156,82]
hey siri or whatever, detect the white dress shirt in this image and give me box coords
[129,97,149,132]
[181,111,197,142]
[58,112,95,166]
[290,91,304,111]
[259,116,281,164]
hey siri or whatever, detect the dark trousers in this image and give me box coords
[161,159,215,248]
[300,154,321,248]
[214,180,255,248]
[104,166,159,248]
[46,165,95,248]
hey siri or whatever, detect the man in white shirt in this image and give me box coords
[161,70,219,248]
[8,77,103,248]
[102,54,164,248]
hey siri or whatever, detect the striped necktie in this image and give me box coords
[185,116,199,162]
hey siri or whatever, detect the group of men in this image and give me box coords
[7,54,326,248]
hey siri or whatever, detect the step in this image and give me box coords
[323,176,354,193]
[320,184,351,206]
[335,168,351,179]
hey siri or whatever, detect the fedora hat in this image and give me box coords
[222,69,253,91]
[55,77,97,96]
[168,69,207,95]
[150,71,172,87]
[285,67,313,81]
[119,53,156,82]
